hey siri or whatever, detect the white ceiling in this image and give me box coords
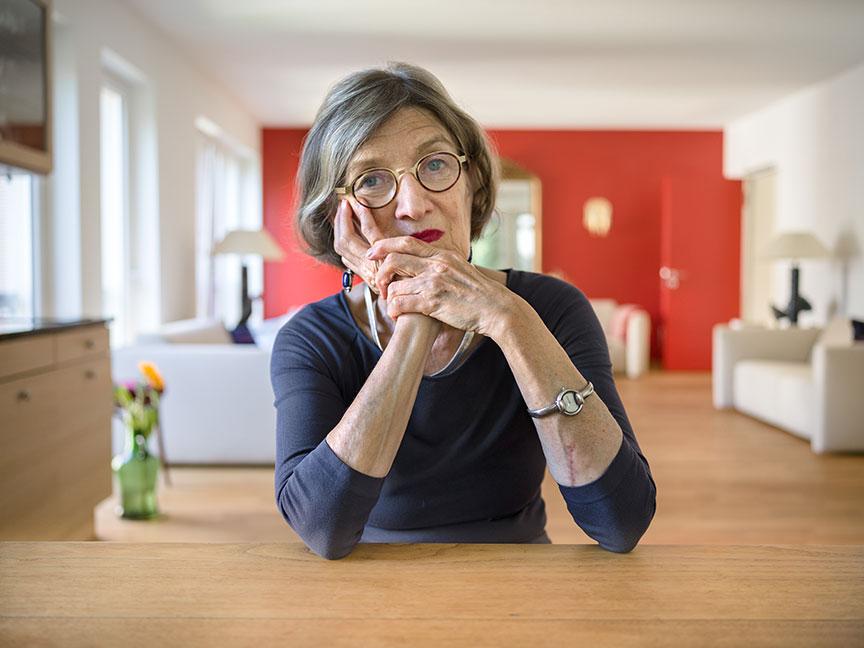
[123,0,864,128]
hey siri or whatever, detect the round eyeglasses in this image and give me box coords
[334,151,468,209]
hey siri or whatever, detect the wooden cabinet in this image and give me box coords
[0,321,112,540]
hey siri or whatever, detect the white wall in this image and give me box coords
[724,62,864,327]
[42,0,260,326]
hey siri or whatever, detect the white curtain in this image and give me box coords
[195,133,260,328]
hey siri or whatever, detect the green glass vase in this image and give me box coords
[111,423,160,519]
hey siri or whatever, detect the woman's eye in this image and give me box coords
[425,158,445,172]
[358,172,388,190]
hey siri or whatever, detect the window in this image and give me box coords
[0,173,36,318]
[100,82,132,347]
[195,124,260,328]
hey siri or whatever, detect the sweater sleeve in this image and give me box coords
[538,279,657,553]
[270,319,385,560]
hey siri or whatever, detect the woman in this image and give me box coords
[271,62,656,560]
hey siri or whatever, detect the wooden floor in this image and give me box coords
[94,371,864,545]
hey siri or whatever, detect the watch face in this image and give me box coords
[560,390,580,415]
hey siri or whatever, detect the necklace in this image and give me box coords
[364,282,474,377]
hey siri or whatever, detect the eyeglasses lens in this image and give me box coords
[352,152,461,208]
[417,152,460,191]
[353,170,395,209]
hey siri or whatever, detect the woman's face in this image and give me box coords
[342,107,474,258]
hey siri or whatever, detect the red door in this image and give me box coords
[659,176,742,370]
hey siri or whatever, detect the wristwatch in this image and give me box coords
[527,381,595,418]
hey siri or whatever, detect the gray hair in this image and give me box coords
[295,62,500,269]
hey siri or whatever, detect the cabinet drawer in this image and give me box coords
[55,325,109,364]
[0,358,113,472]
[0,369,65,439]
[0,335,55,380]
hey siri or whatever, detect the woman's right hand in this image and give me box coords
[332,199,438,335]
[332,199,386,294]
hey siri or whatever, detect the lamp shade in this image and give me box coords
[763,232,830,261]
[212,229,285,261]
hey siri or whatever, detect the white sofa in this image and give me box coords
[111,315,295,465]
[712,318,864,453]
[588,299,651,379]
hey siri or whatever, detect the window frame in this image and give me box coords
[99,74,133,347]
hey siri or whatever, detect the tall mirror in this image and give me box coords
[473,159,542,272]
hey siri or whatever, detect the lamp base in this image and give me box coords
[238,263,253,327]
[770,264,812,326]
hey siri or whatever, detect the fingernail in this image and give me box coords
[365,248,374,258]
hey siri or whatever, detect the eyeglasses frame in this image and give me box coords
[334,151,468,209]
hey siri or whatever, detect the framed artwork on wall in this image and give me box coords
[0,0,53,175]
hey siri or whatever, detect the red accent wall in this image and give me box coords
[262,127,734,361]
[262,128,340,314]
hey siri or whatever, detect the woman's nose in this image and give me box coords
[392,172,428,220]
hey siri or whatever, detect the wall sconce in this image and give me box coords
[583,197,613,237]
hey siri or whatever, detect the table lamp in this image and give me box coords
[763,231,829,325]
[212,229,285,328]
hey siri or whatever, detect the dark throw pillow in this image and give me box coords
[230,322,256,345]
[852,319,864,342]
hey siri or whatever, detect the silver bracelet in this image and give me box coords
[527,381,594,417]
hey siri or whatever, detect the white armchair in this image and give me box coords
[588,299,651,379]
[712,318,864,453]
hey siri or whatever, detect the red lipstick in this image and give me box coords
[411,229,444,243]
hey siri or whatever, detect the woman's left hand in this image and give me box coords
[367,236,516,338]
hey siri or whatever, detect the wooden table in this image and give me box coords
[1,543,862,647]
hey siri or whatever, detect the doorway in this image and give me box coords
[473,158,542,272]
[740,168,776,326]
[659,175,742,370]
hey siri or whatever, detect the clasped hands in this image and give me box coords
[333,199,510,338]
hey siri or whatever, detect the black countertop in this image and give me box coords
[0,317,111,341]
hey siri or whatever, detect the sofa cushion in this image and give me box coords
[808,317,853,365]
[609,304,640,341]
[815,316,853,347]
[160,319,232,345]
[733,360,813,440]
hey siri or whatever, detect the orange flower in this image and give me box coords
[138,361,165,393]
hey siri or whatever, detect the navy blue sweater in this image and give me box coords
[271,269,656,559]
